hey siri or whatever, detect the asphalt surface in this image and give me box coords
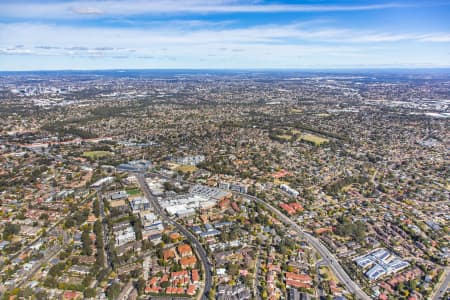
[136,173,213,300]
[96,189,109,269]
[238,193,371,300]
[16,243,62,289]
[432,268,450,300]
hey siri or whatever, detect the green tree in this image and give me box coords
[82,228,93,256]
[93,220,102,235]
[49,262,65,277]
[227,263,239,276]
[136,278,146,295]
[2,223,20,240]
[44,276,58,288]
[244,274,253,287]
[84,288,96,298]
[93,199,101,217]
[130,215,142,240]
[106,282,121,300]
[18,287,34,298]
[96,249,105,267]
[161,233,170,244]
[409,279,417,291]
[208,289,215,300]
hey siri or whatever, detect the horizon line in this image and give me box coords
[2,66,450,73]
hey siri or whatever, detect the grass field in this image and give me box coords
[290,129,329,146]
[341,185,353,192]
[299,134,329,146]
[273,179,289,185]
[126,188,142,196]
[82,151,114,159]
[276,134,293,141]
[176,165,197,173]
[319,266,337,282]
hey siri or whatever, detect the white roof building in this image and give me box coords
[161,194,216,217]
[354,248,409,281]
[115,226,136,246]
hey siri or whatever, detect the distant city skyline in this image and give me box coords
[1,0,450,71]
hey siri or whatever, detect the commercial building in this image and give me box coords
[189,185,231,201]
[280,184,300,197]
[354,248,410,281]
[115,225,136,246]
[174,155,205,166]
[129,197,150,213]
[160,194,217,217]
[117,160,152,172]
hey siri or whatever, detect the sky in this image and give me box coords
[0,0,450,70]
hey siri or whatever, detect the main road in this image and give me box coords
[237,192,371,300]
[432,267,450,300]
[146,171,369,300]
[136,173,212,300]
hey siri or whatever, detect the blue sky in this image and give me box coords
[0,0,449,70]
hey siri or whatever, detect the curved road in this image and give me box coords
[136,173,212,300]
[238,192,371,300]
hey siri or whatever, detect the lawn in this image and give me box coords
[299,134,329,146]
[319,266,337,282]
[82,151,114,159]
[276,134,293,141]
[273,179,289,185]
[176,165,197,173]
[126,188,142,196]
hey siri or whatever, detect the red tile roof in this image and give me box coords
[187,285,197,296]
[285,272,312,283]
[177,244,193,257]
[180,255,197,268]
[163,249,175,261]
[192,269,200,282]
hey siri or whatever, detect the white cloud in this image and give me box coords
[0,22,361,61]
[0,21,449,69]
[0,1,411,19]
[417,34,450,42]
[70,7,103,15]
[2,21,450,46]
[1,22,449,56]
